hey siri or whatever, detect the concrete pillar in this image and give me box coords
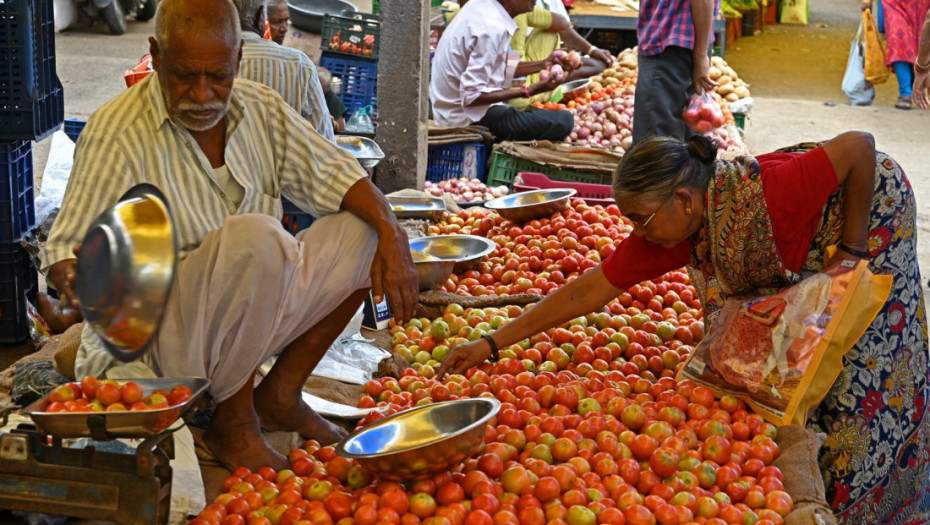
[373,0,430,192]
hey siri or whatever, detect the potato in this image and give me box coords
[716,75,731,86]
[602,77,619,85]
[708,66,722,80]
[735,86,751,98]
[589,81,603,91]
[725,93,739,102]
[716,84,733,96]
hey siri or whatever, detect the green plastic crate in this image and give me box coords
[734,113,746,129]
[486,150,613,189]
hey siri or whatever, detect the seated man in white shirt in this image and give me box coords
[45,0,417,471]
[430,0,576,141]
[233,0,334,142]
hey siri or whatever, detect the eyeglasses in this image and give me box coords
[629,194,673,230]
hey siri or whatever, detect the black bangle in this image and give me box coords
[839,242,869,259]
[481,334,500,363]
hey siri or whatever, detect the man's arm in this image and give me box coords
[339,178,418,323]
[690,0,717,94]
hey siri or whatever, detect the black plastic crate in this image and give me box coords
[0,242,37,344]
[321,12,380,59]
[319,51,377,118]
[0,0,64,141]
[0,141,35,243]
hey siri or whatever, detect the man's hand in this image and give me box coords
[692,53,717,95]
[591,48,613,67]
[369,226,418,324]
[47,246,82,310]
[435,339,492,379]
[529,72,563,96]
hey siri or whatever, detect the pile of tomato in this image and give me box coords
[189,200,797,525]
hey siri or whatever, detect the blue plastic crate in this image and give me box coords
[0,242,37,343]
[64,117,86,143]
[282,197,315,235]
[319,51,377,118]
[0,141,35,243]
[426,142,488,182]
[0,0,64,141]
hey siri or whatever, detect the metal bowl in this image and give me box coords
[388,196,446,221]
[25,377,210,439]
[411,249,454,291]
[560,78,591,103]
[75,184,178,362]
[336,135,385,169]
[286,0,357,32]
[408,234,496,273]
[484,188,576,223]
[335,398,500,481]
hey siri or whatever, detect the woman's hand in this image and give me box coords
[860,0,872,11]
[436,338,492,379]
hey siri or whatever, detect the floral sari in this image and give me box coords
[688,144,930,523]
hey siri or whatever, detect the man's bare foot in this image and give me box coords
[254,382,348,445]
[202,409,289,472]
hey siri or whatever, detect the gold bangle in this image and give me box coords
[587,45,598,55]
[916,56,930,70]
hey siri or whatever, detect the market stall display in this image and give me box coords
[557,48,750,156]
[423,178,510,204]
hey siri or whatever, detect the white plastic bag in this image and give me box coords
[842,23,875,106]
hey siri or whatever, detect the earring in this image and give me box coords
[685,207,692,215]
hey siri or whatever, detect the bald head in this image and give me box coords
[155,0,242,52]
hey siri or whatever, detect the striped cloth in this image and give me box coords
[637,0,718,56]
[44,72,365,268]
[238,32,335,142]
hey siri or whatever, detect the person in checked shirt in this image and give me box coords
[633,0,719,143]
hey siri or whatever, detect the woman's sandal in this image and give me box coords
[895,96,912,110]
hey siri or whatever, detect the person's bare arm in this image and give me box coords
[691,0,717,94]
[339,178,418,323]
[820,131,876,256]
[913,10,930,109]
[436,266,622,377]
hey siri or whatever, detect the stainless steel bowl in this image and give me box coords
[335,398,500,481]
[560,78,591,103]
[25,377,210,439]
[75,184,177,362]
[484,188,576,223]
[388,196,446,221]
[336,135,385,169]
[408,234,496,273]
[411,249,454,291]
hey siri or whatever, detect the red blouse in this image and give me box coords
[602,146,839,289]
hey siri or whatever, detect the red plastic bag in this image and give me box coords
[682,93,725,133]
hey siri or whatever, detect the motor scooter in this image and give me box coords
[73,0,158,35]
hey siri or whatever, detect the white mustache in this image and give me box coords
[176,101,226,113]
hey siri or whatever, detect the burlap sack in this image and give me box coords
[495,141,624,175]
[303,376,365,407]
[416,290,544,321]
[52,322,84,379]
[427,124,493,146]
[773,425,838,525]
[374,353,409,379]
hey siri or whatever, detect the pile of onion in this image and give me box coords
[424,178,510,203]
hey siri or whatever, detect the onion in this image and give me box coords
[551,49,567,60]
[539,69,550,82]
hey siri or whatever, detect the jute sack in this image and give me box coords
[773,425,838,525]
[52,322,85,379]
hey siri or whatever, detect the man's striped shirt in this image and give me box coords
[238,32,335,142]
[44,73,364,269]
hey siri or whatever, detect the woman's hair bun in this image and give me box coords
[686,135,719,165]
